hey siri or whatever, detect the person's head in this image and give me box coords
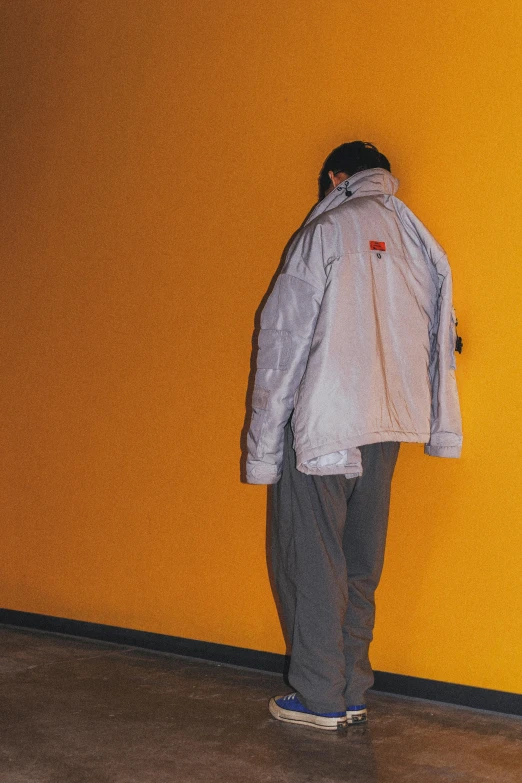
[318,141,391,200]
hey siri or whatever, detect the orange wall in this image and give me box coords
[1,1,521,694]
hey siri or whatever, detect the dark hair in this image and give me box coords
[318,141,391,199]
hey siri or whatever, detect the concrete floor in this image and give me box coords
[1,627,521,783]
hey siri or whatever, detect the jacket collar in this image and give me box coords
[304,167,399,226]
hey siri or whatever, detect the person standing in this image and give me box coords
[245,141,463,731]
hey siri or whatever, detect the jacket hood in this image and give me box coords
[305,167,399,226]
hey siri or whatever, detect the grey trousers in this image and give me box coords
[270,421,400,714]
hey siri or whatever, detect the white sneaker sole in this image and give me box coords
[269,698,348,731]
[346,708,367,724]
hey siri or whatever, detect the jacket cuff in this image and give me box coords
[424,442,462,458]
[246,461,281,485]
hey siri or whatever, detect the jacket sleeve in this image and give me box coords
[397,204,463,459]
[424,253,463,458]
[246,226,326,484]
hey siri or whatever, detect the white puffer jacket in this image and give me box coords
[246,168,463,484]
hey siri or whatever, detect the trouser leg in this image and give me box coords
[342,441,400,706]
[270,422,353,714]
[270,422,400,713]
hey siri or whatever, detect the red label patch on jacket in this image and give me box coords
[369,241,386,251]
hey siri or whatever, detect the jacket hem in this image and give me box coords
[296,430,430,465]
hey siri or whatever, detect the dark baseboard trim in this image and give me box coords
[0,609,285,673]
[371,671,522,717]
[1,609,520,717]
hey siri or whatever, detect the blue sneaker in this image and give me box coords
[269,693,348,731]
[346,704,367,724]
